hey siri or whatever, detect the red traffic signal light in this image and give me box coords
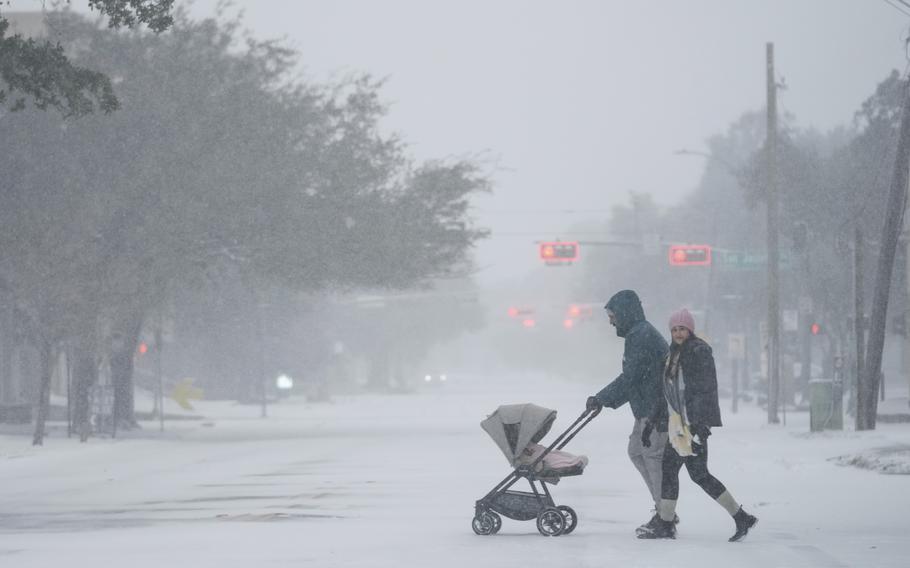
[539,241,579,262]
[810,323,821,336]
[668,244,712,266]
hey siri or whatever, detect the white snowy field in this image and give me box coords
[1,373,908,568]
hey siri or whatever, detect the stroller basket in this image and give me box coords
[473,403,599,537]
[489,490,543,521]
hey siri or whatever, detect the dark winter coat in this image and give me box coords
[594,290,669,419]
[649,335,723,430]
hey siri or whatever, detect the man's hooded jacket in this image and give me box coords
[594,290,668,419]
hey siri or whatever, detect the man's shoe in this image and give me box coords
[729,507,757,542]
[635,512,660,535]
[635,512,679,535]
[637,518,676,539]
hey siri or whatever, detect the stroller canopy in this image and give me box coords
[481,403,557,465]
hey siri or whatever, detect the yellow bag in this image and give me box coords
[668,410,694,457]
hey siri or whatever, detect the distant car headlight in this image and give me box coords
[276,374,294,390]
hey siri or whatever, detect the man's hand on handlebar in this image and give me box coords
[586,396,603,413]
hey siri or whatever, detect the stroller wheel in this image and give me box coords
[536,507,566,537]
[472,512,496,535]
[489,511,502,534]
[557,505,578,534]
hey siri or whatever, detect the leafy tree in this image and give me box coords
[0,9,489,442]
[0,1,174,116]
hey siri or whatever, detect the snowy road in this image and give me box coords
[1,373,908,567]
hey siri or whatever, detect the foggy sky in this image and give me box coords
[176,1,908,286]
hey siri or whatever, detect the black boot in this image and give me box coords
[637,518,676,539]
[729,507,757,542]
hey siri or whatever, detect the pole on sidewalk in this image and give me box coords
[732,357,739,414]
[156,323,164,432]
[766,42,781,424]
[905,229,910,409]
[854,226,865,427]
[860,78,910,430]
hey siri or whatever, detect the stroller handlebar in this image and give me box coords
[553,406,599,451]
[523,404,601,473]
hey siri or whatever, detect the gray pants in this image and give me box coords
[628,417,668,508]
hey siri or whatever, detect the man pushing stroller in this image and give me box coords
[585,290,671,536]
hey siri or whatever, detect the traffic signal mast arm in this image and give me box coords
[535,239,780,269]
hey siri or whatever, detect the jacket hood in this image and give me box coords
[605,290,646,337]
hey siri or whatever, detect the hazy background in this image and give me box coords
[9,0,900,408]
[183,0,909,287]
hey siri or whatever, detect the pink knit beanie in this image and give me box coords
[669,308,695,333]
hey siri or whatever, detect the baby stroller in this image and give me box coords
[473,403,599,536]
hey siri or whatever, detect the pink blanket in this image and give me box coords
[517,443,589,472]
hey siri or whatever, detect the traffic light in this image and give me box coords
[810,323,822,336]
[668,244,712,266]
[539,241,579,263]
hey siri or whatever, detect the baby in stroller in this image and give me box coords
[473,403,598,536]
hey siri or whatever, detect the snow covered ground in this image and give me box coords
[1,372,908,568]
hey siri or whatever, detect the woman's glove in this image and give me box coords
[690,424,711,453]
[641,420,654,448]
[586,396,603,412]
[690,424,711,440]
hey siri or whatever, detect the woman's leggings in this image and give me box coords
[660,437,728,500]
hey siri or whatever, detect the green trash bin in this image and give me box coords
[809,378,842,432]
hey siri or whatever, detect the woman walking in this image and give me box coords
[637,308,757,542]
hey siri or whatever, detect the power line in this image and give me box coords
[882,0,910,18]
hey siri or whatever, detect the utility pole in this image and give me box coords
[766,42,781,424]
[155,325,164,432]
[906,230,910,408]
[854,226,865,426]
[860,79,910,430]
[255,299,268,419]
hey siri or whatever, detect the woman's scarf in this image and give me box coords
[664,347,694,457]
